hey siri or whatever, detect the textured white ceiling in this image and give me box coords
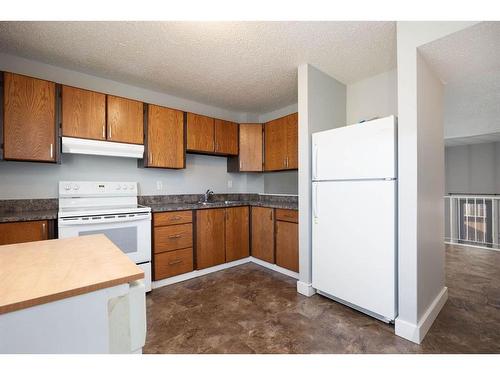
[419,22,500,143]
[0,21,396,113]
[419,22,500,85]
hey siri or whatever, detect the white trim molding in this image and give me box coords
[395,286,448,344]
[152,258,251,289]
[152,256,299,290]
[249,257,299,279]
[296,280,316,297]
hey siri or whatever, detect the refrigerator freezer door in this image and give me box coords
[312,180,396,321]
[312,116,396,181]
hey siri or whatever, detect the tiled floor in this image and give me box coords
[144,244,500,353]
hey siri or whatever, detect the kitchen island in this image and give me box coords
[0,235,146,354]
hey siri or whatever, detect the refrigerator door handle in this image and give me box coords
[313,183,319,219]
[313,144,318,180]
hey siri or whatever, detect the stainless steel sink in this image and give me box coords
[197,200,239,206]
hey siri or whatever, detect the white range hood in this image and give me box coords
[61,137,144,159]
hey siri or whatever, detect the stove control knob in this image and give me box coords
[64,184,71,191]
[129,185,135,190]
[73,184,80,190]
[115,184,121,190]
[122,184,128,190]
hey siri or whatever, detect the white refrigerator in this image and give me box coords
[312,115,397,322]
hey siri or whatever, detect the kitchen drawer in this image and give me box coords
[275,209,298,223]
[154,248,193,280]
[154,210,192,227]
[154,223,193,253]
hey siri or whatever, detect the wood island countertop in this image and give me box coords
[0,234,144,314]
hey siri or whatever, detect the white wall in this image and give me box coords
[0,52,268,198]
[297,64,346,296]
[263,171,298,195]
[445,142,500,194]
[346,69,397,124]
[0,154,265,199]
[395,21,477,344]
[416,52,445,322]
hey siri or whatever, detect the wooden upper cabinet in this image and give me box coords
[146,105,185,169]
[228,123,263,172]
[62,85,106,140]
[214,119,238,155]
[196,208,225,269]
[106,95,143,144]
[3,73,56,162]
[285,113,298,169]
[225,206,250,262]
[251,207,275,263]
[264,113,298,171]
[264,117,288,171]
[0,220,49,246]
[186,113,214,153]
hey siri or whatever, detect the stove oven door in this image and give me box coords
[58,213,151,264]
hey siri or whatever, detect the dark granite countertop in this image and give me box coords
[0,199,59,224]
[0,209,59,223]
[140,193,298,213]
[0,194,298,223]
[146,200,298,213]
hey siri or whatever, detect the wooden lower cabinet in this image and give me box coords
[153,211,194,281]
[154,223,192,253]
[275,220,299,272]
[196,208,226,269]
[0,220,49,245]
[225,206,250,262]
[154,248,193,280]
[251,207,275,263]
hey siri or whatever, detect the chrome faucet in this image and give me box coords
[201,189,214,203]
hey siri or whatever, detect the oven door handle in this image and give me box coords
[59,215,150,226]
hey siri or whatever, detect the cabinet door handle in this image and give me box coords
[150,152,153,165]
[42,222,46,237]
[102,125,106,138]
[168,259,183,265]
[50,144,53,159]
[270,209,273,221]
[109,124,112,139]
[168,234,182,239]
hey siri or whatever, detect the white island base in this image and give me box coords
[0,280,146,354]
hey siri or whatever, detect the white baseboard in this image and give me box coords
[296,280,316,297]
[395,286,448,344]
[152,257,251,289]
[152,256,299,290]
[249,257,299,279]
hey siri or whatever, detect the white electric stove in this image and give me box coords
[58,181,152,292]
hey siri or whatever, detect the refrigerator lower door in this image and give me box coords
[312,180,397,321]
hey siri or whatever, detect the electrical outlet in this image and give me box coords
[156,181,163,191]
[227,180,233,188]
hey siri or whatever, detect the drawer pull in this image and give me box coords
[168,234,182,239]
[171,216,182,221]
[168,260,183,265]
